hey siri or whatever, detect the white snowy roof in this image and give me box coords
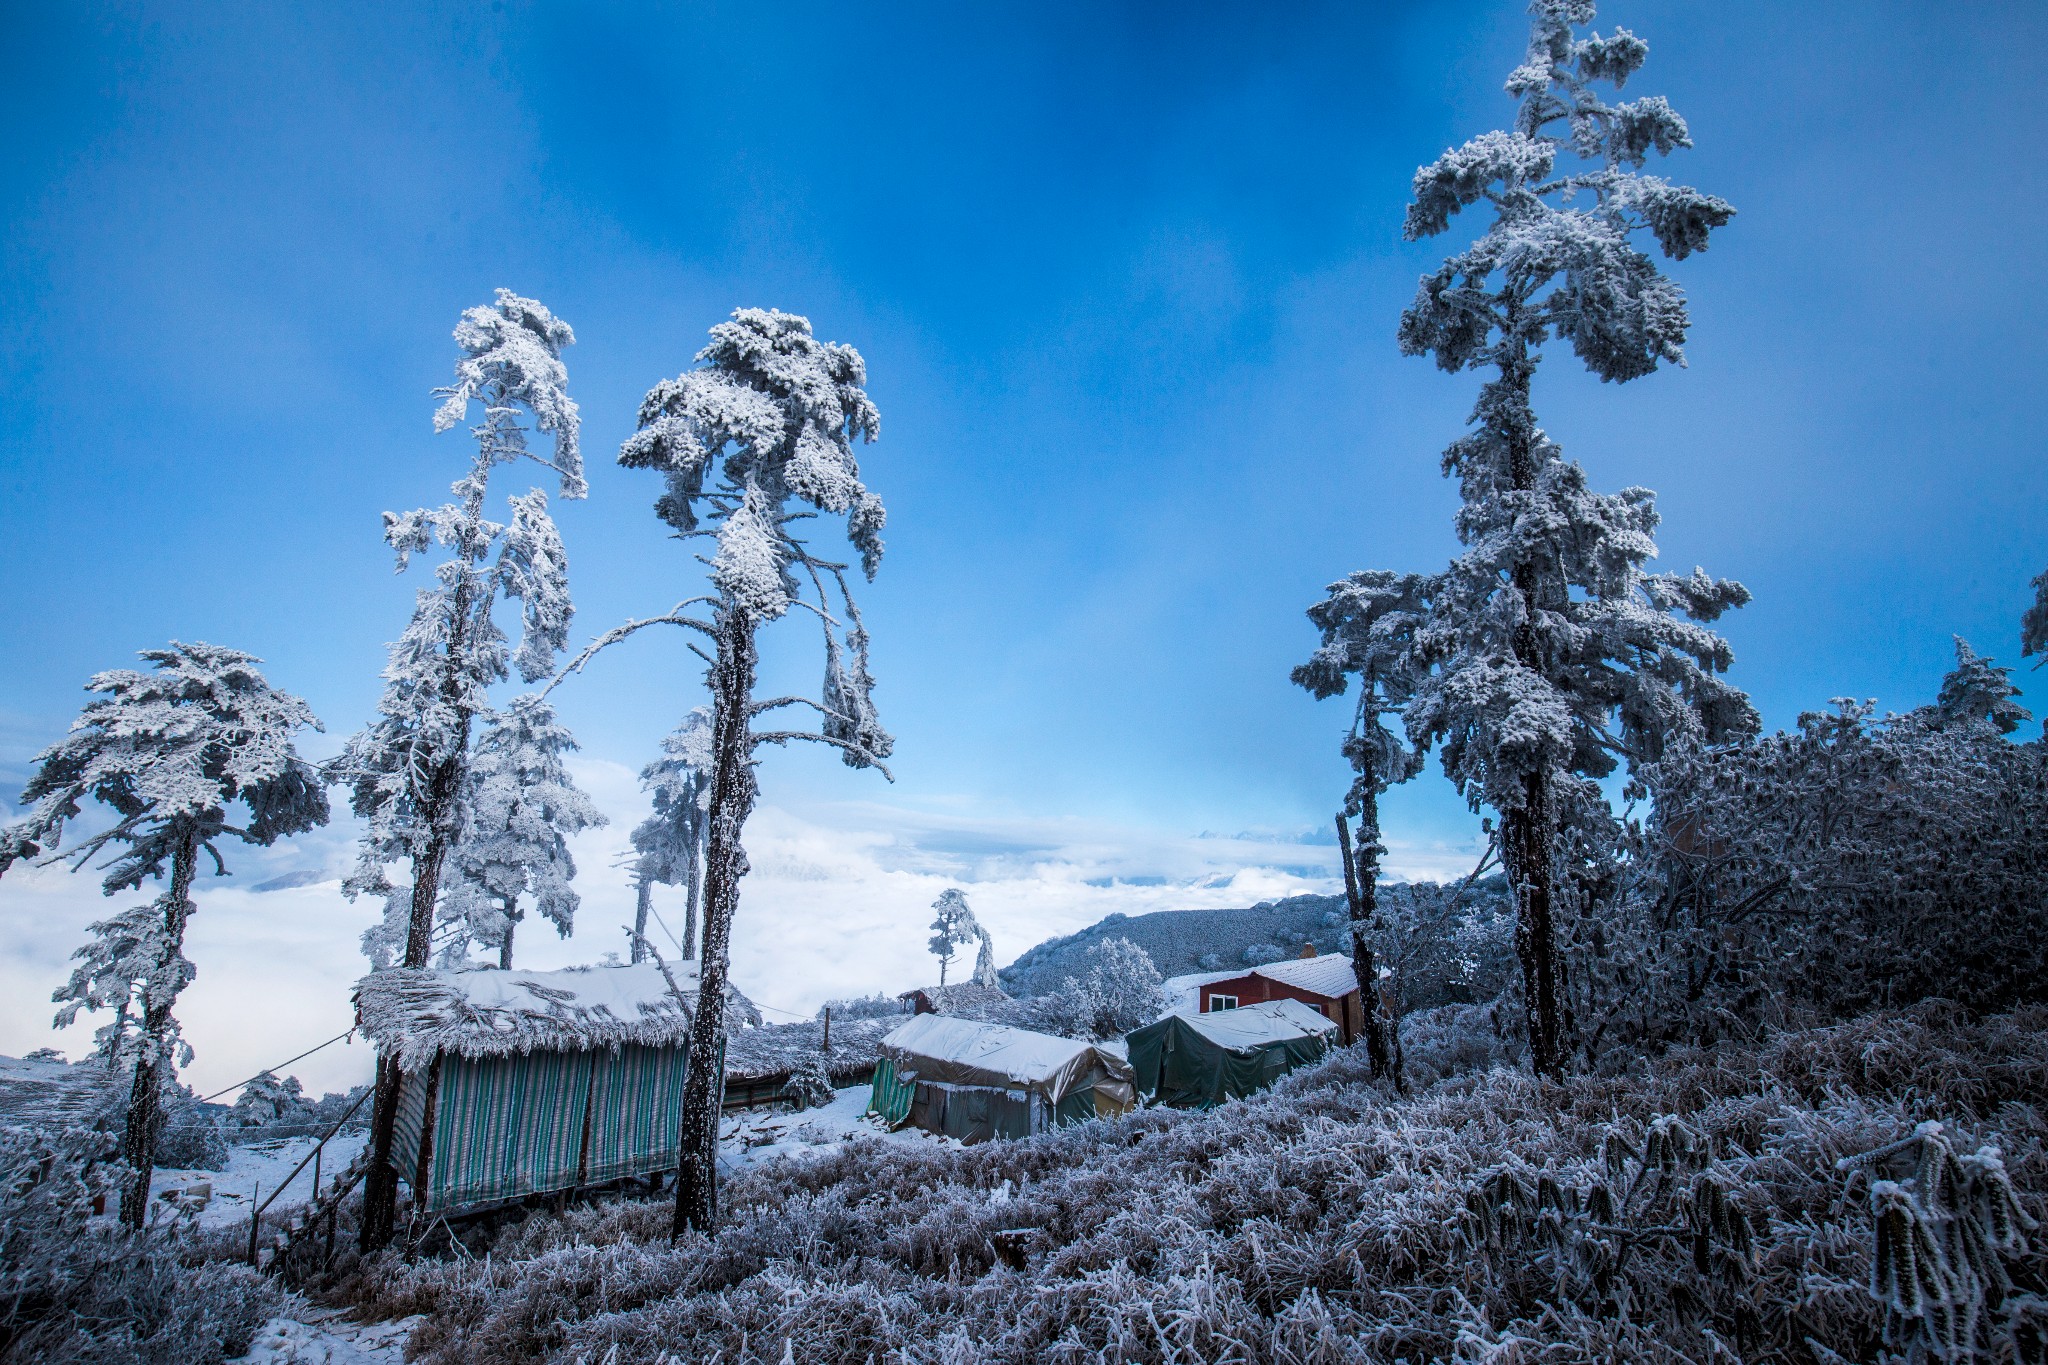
[1159,967,1249,1019]
[1251,954,1360,1000]
[1181,998,1337,1051]
[879,1013,1134,1101]
[354,962,706,1069]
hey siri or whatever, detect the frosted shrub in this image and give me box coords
[780,1054,835,1112]
[0,1128,275,1364]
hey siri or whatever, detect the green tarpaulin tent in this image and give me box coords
[1125,998,1337,1109]
[867,1013,1136,1143]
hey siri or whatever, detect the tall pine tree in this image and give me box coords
[1392,0,1756,1079]
[626,709,713,963]
[600,308,892,1233]
[0,643,326,1226]
[337,289,583,1250]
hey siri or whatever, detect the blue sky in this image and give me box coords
[2,2,2046,1086]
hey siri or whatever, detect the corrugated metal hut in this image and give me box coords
[867,1014,1135,1142]
[353,963,728,1213]
[1125,998,1336,1109]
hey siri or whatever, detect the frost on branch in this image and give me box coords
[433,288,584,497]
[1935,637,2030,735]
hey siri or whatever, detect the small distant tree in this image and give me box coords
[627,709,713,963]
[437,694,605,969]
[1392,1,1757,1079]
[1028,938,1165,1041]
[231,1071,310,1128]
[1294,569,1434,1085]
[927,888,982,987]
[336,289,583,1251]
[0,643,327,1226]
[589,308,893,1235]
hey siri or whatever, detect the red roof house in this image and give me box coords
[1192,950,1364,1045]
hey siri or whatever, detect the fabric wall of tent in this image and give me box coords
[1125,998,1337,1109]
[354,962,740,1213]
[867,1014,1136,1143]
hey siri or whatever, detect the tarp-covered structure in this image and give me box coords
[1126,998,1337,1109]
[867,1014,1135,1142]
[354,962,744,1212]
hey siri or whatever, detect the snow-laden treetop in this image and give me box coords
[433,288,585,498]
[1399,0,1734,385]
[1,642,327,892]
[619,308,885,614]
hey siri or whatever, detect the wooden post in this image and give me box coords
[312,1146,322,1205]
[248,1182,260,1265]
[822,1007,831,1053]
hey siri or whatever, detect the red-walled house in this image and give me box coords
[1195,951,1364,1045]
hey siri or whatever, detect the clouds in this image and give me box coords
[0,755,1482,1100]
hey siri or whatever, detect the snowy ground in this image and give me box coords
[235,1307,419,1364]
[718,1082,957,1171]
[151,1132,369,1231]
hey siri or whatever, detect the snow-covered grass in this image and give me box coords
[233,1309,419,1365]
[332,1002,2048,1364]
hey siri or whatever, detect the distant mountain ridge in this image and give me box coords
[998,893,1353,997]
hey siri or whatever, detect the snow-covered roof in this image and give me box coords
[354,963,711,1070]
[1251,953,1360,999]
[1181,998,1337,1051]
[879,1013,1134,1101]
[1159,967,1250,1019]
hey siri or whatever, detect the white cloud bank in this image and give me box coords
[0,758,1482,1100]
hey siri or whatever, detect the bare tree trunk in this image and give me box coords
[1495,322,1567,1084]
[119,828,197,1229]
[632,873,652,964]
[358,1055,403,1251]
[1504,774,1565,1080]
[1335,811,1403,1091]
[673,605,759,1237]
[498,897,519,970]
[682,830,701,960]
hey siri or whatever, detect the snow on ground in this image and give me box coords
[151,1132,368,1230]
[235,1308,419,1364]
[718,1082,956,1171]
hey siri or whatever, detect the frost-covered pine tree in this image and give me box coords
[334,289,581,1250]
[0,643,326,1225]
[627,709,713,963]
[604,308,892,1233]
[1294,570,1434,1084]
[927,888,982,988]
[1394,1,1757,1079]
[1938,638,2031,735]
[436,695,604,969]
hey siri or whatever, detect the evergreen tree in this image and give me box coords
[927,888,981,988]
[0,643,326,1225]
[601,308,892,1233]
[1937,637,2031,735]
[336,289,582,1250]
[627,708,713,963]
[1294,570,1434,1085]
[437,694,605,969]
[1393,0,1757,1079]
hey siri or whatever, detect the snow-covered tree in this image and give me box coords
[1023,938,1166,1041]
[1294,570,1434,1084]
[627,709,713,964]
[0,643,326,1225]
[436,695,605,969]
[230,1071,311,1128]
[927,888,983,988]
[334,289,582,1251]
[1934,637,2030,735]
[337,290,584,972]
[1393,1,1757,1079]
[593,307,892,1234]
